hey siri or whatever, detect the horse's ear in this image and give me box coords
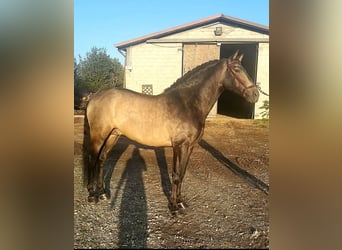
[232,50,239,59]
[238,53,244,62]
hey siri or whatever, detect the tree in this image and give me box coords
[74,47,124,110]
[74,58,89,110]
[259,100,269,119]
[77,47,124,93]
[74,57,83,90]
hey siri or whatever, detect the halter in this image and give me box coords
[226,60,257,95]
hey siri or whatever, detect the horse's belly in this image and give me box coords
[108,92,172,147]
[118,124,172,147]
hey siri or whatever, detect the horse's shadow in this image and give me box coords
[104,137,171,203]
[103,137,171,248]
[103,137,268,211]
[101,137,267,248]
[113,147,148,248]
[198,139,269,195]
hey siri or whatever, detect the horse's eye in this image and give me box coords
[234,67,241,73]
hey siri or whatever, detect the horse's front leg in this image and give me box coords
[176,144,193,207]
[170,142,193,211]
[170,145,180,211]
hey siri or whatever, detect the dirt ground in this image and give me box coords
[74,115,269,249]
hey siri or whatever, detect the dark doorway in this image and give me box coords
[218,43,258,118]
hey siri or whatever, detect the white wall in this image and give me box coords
[125,43,182,94]
[255,42,269,119]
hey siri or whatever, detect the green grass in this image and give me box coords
[253,118,269,128]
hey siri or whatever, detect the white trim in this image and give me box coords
[146,38,269,44]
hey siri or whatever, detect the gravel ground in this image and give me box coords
[74,115,269,249]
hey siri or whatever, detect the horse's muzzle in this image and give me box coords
[245,87,260,103]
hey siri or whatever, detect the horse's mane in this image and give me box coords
[164,59,221,92]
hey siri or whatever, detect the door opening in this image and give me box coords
[218,43,258,119]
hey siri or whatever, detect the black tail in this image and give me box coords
[82,109,91,187]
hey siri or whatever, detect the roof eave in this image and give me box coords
[115,14,269,50]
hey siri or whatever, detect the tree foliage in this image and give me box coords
[74,47,124,109]
[74,58,88,109]
[259,100,269,119]
[75,47,124,93]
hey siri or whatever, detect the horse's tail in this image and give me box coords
[82,107,91,187]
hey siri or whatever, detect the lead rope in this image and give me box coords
[256,83,269,96]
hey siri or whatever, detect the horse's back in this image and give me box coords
[86,88,173,147]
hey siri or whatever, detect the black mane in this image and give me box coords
[164,59,222,92]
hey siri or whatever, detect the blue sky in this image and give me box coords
[74,0,269,64]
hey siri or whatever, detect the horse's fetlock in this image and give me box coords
[172,174,180,185]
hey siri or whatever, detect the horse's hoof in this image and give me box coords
[170,207,186,216]
[99,193,108,201]
[87,196,97,203]
[169,203,178,212]
[169,202,187,216]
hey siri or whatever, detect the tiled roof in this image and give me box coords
[115,14,269,49]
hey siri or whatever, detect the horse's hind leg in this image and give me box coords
[97,131,120,201]
[87,140,103,203]
[87,130,119,202]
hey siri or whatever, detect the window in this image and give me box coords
[142,84,153,95]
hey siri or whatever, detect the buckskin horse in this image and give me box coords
[83,50,259,212]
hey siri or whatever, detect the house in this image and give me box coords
[115,14,269,119]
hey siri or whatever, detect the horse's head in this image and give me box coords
[221,50,259,103]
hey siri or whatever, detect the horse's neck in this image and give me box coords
[199,75,223,119]
[188,71,224,120]
[164,61,225,121]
